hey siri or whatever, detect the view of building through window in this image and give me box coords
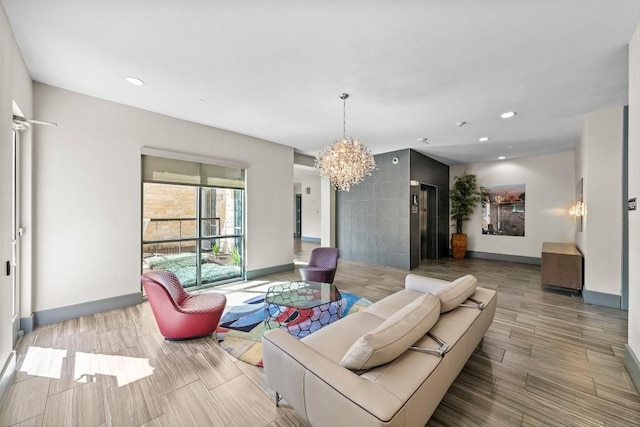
[142,183,244,288]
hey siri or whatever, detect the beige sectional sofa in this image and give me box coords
[262,273,497,427]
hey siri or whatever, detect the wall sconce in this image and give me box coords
[570,201,585,217]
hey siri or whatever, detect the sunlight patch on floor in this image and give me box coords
[74,352,154,387]
[19,346,67,379]
[19,346,154,387]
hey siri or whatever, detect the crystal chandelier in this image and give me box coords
[315,93,376,191]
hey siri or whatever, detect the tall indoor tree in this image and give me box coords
[450,173,484,259]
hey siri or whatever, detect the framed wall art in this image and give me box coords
[481,184,526,236]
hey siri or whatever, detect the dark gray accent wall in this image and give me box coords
[337,150,411,269]
[337,149,449,270]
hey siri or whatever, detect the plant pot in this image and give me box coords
[451,233,468,259]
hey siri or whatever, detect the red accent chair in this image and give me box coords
[299,247,339,284]
[141,269,226,340]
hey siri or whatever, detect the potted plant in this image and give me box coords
[450,173,484,259]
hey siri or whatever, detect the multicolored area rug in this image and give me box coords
[216,291,372,367]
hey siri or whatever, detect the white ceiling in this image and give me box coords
[3,1,639,165]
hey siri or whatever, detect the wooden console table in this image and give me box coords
[541,242,583,292]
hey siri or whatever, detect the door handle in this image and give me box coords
[5,261,10,276]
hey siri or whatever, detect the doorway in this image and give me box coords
[419,183,439,260]
[295,194,302,238]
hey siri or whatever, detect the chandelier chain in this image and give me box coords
[343,96,346,139]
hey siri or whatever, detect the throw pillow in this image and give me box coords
[340,293,440,370]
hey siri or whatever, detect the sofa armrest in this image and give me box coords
[263,328,404,424]
[404,273,450,293]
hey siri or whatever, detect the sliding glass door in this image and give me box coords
[141,154,245,289]
[199,186,244,285]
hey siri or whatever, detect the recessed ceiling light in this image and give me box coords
[126,77,145,86]
[498,156,506,160]
[501,111,516,119]
[417,137,429,144]
[456,121,467,127]
[479,137,490,142]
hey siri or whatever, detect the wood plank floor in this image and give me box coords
[1,240,638,426]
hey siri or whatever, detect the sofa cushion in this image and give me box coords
[339,293,440,370]
[405,274,477,313]
[301,311,386,364]
[364,289,426,319]
[434,275,477,312]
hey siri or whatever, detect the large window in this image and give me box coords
[141,154,245,288]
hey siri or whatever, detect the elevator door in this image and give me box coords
[420,184,438,260]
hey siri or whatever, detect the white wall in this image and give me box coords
[575,132,585,251]
[294,155,335,247]
[320,177,336,247]
[576,107,624,297]
[1,3,33,384]
[294,166,321,240]
[628,22,640,366]
[301,174,321,240]
[450,150,575,259]
[32,83,294,312]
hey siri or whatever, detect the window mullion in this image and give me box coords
[196,187,202,287]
